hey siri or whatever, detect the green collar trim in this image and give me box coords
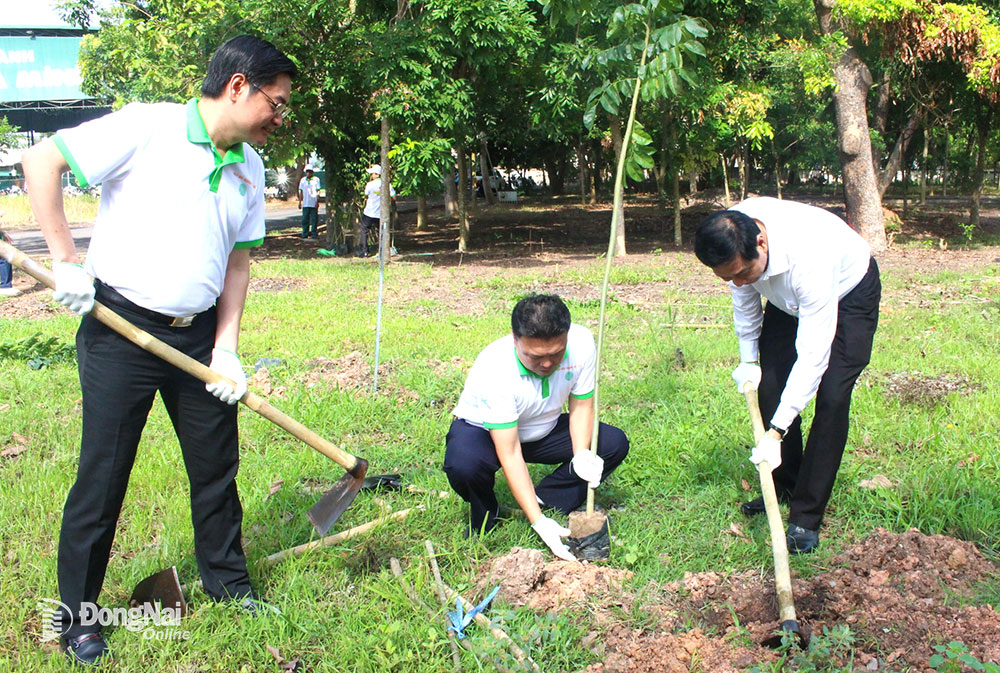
[513,346,569,400]
[186,99,245,193]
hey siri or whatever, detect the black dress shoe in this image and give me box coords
[740,492,791,517]
[740,496,767,516]
[786,524,819,554]
[63,632,109,666]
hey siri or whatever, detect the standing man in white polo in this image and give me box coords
[358,164,394,257]
[22,35,297,666]
[298,164,321,238]
[694,197,881,555]
[443,294,630,560]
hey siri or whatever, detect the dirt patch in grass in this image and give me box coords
[482,529,1000,672]
[300,352,419,403]
[249,276,308,293]
[0,280,60,320]
[876,370,979,407]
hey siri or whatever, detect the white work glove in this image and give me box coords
[205,347,247,405]
[570,452,604,489]
[531,515,576,562]
[750,433,782,471]
[732,362,762,393]
[52,262,95,316]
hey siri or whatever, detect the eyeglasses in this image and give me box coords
[250,82,290,119]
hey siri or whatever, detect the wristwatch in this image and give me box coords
[768,422,787,439]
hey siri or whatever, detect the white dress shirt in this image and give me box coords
[729,197,872,430]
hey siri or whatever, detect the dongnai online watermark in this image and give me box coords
[37,599,190,642]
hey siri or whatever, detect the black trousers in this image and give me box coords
[358,214,378,255]
[59,301,252,637]
[758,258,881,531]
[300,206,319,237]
[443,414,629,533]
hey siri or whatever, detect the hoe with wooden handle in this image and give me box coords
[743,382,807,647]
[0,240,368,537]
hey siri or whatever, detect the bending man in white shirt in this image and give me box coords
[694,197,880,554]
[444,294,630,560]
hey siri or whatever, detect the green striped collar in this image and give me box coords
[186,99,245,193]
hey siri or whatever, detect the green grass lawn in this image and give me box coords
[1,248,999,671]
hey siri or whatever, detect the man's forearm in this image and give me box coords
[568,396,595,455]
[23,139,77,263]
[215,249,250,351]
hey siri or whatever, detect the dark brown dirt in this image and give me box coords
[481,529,1000,671]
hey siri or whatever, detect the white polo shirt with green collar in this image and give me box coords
[453,323,596,442]
[54,99,265,317]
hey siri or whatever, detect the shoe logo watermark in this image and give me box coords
[37,599,189,642]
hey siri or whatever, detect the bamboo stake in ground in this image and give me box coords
[568,19,653,544]
[389,559,518,673]
[424,541,464,673]
[438,578,539,672]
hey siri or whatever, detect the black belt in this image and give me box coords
[95,280,203,328]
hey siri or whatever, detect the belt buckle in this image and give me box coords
[170,315,195,328]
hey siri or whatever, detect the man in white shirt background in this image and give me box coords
[297,164,321,238]
[443,294,630,560]
[358,164,394,257]
[694,197,881,554]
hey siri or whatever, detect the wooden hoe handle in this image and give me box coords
[0,240,362,474]
[743,383,797,625]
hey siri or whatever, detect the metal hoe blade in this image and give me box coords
[307,459,369,536]
[129,565,187,618]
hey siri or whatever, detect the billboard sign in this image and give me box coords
[0,36,89,103]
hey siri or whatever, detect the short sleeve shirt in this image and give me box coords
[363,178,395,219]
[299,175,320,208]
[54,100,266,316]
[453,324,597,442]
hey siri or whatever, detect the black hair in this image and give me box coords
[694,210,761,267]
[201,35,298,98]
[511,294,571,339]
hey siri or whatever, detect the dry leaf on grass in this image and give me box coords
[726,523,750,542]
[740,478,751,491]
[264,479,284,501]
[859,474,894,490]
[0,404,10,412]
[1,444,27,459]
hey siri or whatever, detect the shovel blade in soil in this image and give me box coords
[761,620,808,649]
[129,565,187,618]
[307,470,367,536]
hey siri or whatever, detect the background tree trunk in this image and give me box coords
[578,141,589,205]
[479,135,496,205]
[943,122,950,197]
[969,104,992,228]
[417,195,427,230]
[456,146,470,252]
[738,143,748,201]
[920,123,930,204]
[443,161,457,217]
[721,153,731,207]
[877,109,923,197]
[771,137,782,199]
[814,0,887,253]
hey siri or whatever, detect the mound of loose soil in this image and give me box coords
[481,529,1000,672]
